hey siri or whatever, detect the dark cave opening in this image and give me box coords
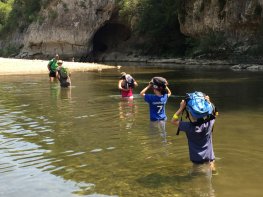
[92,23,131,54]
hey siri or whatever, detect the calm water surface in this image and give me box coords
[0,64,263,197]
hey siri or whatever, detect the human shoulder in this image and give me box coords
[163,93,169,99]
[144,94,154,102]
[179,121,192,133]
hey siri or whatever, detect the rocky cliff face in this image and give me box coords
[5,0,263,60]
[179,0,262,40]
[20,0,116,59]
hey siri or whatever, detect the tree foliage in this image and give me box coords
[0,0,13,31]
[117,0,185,56]
[0,0,50,36]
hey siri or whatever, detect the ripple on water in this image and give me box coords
[90,149,103,153]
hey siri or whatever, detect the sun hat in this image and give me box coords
[58,60,63,64]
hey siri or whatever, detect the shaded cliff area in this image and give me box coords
[0,0,263,63]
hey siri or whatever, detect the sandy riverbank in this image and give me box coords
[0,58,115,75]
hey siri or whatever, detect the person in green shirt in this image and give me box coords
[47,54,59,82]
[56,60,71,88]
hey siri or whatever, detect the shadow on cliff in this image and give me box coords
[82,23,131,62]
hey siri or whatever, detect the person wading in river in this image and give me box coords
[171,94,217,173]
[47,54,59,82]
[118,72,138,99]
[56,60,71,88]
[140,77,171,121]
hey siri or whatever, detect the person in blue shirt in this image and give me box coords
[171,97,216,173]
[140,77,171,121]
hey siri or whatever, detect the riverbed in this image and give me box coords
[0,63,262,197]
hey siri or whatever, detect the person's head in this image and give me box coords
[152,84,167,95]
[55,54,59,60]
[57,60,63,66]
[150,77,168,95]
[120,72,127,80]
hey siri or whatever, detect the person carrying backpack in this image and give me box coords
[56,60,71,88]
[47,54,59,82]
[140,77,172,121]
[171,92,218,172]
[118,72,138,99]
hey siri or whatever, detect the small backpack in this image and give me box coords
[150,77,168,94]
[59,67,69,79]
[150,77,168,86]
[124,74,134,88]
[185,91,214,119]
[176,91,217,135]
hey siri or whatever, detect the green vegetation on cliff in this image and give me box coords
[0,0,13,32]
[0,0,45,35]
[117,0,185,56]
[1,0,263,59]
[0,0,49,56]
[116,0,233,58]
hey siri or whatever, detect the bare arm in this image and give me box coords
[166,86,172,97]
[118,80,129,91]
[134,80,138,87]
[171,100,186,126]
[47,62,51,71]
[118,80,123,90]
[140,84,151,97]
[56,70,59,80]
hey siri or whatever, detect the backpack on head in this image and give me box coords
[122,74,134,89]
[185,91,214,119]
[150,77,168,87]
[176,91,217,135]
[150,77,168,94]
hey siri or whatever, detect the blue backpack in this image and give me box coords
[185,91,214,119]
[176,91,217,135]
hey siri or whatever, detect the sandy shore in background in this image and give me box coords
[0,58,115,75]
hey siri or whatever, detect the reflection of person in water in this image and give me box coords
[118,98,138,129]
[187,164,216,197]
[59,86,71,99]
[50,83,59,99]
[149,120,167,143]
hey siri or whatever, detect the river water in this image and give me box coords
[0,64,263,197]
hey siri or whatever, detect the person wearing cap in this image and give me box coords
[140,77,171,121]
[56,60,71,88]
[118,72,138,99]
[47,54,59,82]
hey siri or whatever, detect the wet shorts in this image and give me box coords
[49,71,56,78]
[60,81,70,88]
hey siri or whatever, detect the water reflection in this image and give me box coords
[59,87,72,100]
[189,164,216,197]
[49,83,59,99]
[149,120,167,143]
[50,83,72,100]
[118,98,138,130]
[1,68,263,196]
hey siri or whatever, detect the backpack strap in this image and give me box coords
[176,109,185,135]
[176,111,216,135]
[190,115,216,126]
